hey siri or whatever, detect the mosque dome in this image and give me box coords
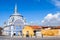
[11,13,23,17]
[12,13,20,15]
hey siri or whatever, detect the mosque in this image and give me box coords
[2,4,26,37]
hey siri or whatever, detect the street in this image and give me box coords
[0,36,60,40]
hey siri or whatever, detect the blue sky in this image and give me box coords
[0,0,60,26]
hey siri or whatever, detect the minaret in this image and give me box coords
[15,4,17,14]
[13,4,21,16]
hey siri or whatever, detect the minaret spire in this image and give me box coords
[15,4,17,13]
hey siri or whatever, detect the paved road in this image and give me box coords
[0,36,60,40]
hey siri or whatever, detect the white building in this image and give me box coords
[2,4,26,37]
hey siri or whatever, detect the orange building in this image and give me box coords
[22,25,42,37]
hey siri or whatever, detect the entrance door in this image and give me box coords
[13,33,16,36]
[26,31,29,37]
[34,30,36,36]
[26,34,29,37]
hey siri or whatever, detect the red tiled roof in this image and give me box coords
[55,26,60,29]
[30,26,42,29]
[41,26,60,29]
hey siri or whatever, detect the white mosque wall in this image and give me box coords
[2,31,10,35]
[4,27,10,31]
[3,26,24,36]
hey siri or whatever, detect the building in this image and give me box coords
[2,4,26,37]
[0,27,3,36]
[41,26,60,36]
[22,25,42,37]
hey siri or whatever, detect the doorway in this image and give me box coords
[13,33,16,36]
[26,31,29,37]
[34,30,36,36]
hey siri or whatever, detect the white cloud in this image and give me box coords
[41,12,60,26]
[51,0,60,8]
